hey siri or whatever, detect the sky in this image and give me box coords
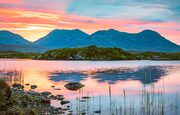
[0,0,180,44]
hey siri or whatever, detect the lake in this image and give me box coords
[0,59,180,115]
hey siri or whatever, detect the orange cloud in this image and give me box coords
[0,0,22,4]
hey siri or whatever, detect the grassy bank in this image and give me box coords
[38,45,136,60]
[38,46,180,60]
[0,46,180,60]
[135,52,180,60]
[0,51,40,59]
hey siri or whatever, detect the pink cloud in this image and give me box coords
[0,0,22,4]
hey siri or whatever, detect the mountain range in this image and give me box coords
[0,29,180,52]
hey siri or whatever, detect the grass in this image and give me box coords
[0,51,40,59]
[68,71,179,115]
[0,46,180,60]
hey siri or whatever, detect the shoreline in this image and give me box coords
[0,58,180,61]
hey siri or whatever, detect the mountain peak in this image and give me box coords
[72,29,82,32]
[50,29,87,35]
[0,30,16,36]
[108,29,119,32]
[138,29,163,38]
[0,30,26,40]
[51,29,60,32]
[140,29,159,34]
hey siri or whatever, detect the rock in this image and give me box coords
[40,99,50,104]
[41,91,52,97]
[30,85,37,90]
[62,108,69,111]
[12,83,24,90]
[82,96,91,99]
[94,110,101,113]
[80,99,86,102]
[64,82,85,91]
[53,95,64,100]
[61,100,70,105]
[67,105,70,108]
[51,85,55,88]
[82,111,86,115]
[0,80,68,115]
[25,83,30,86]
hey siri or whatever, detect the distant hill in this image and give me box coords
[0,30,46,52]
[0,51,40,58]
[37,46,180,60]
[0,30,30,45]
[34,29,89,49]
[34,29,180,52]
[0,44,45,53]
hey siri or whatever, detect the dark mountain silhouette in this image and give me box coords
[34,29,180,52]
[0,29,179,52]
[0,30,46,52]
[0,30,30,45]
[34,29,89,49]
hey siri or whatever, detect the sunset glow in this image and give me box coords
[0,0,179,44]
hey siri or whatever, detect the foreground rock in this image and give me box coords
[64,82,85,91]
[0,80,71,115]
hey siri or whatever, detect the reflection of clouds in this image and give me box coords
[49,66,170,84]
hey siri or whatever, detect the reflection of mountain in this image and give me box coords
[92,66,167,84]
[49,72,87,82]
[49,66,168,84]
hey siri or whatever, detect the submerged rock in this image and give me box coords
[80,99,87,102]
[30,85,37,90]
[25,83,30,86]
[82,96,91,99]
[61,100,70,105]
[94,110,101,113]
[64,82,85,91]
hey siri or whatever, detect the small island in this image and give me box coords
[37,46,180,60]
[0,46,180,60]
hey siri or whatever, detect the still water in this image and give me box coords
[0,59,180,115]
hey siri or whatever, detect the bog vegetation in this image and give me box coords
[38,46,180,60]
[0,46,180,60]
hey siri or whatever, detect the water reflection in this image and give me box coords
[92,66,167,84]
[50,72,87,82]
[0,70,24,86]
[49,66,168,84]
[0,60,180,115]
